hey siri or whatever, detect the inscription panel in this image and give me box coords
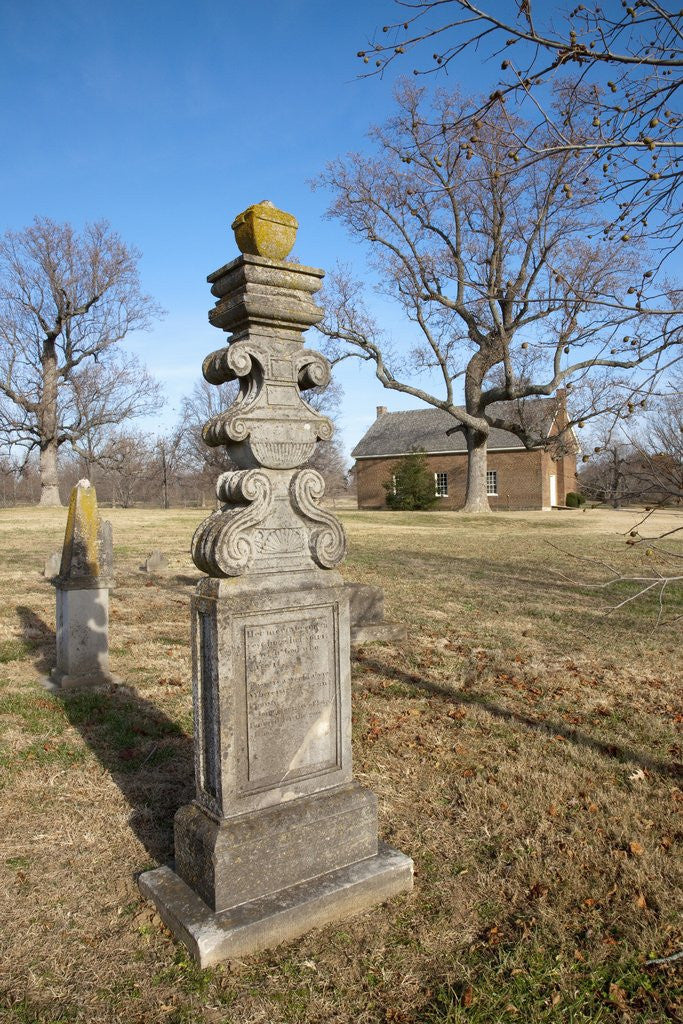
[240,604,340,792]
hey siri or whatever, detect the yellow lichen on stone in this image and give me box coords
[60,480,101,578]
[231,200,298,260]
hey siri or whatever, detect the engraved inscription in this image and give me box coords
[243,607,338,789]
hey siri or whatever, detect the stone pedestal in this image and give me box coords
[347,582,408,647]
[51,480,113,688]
[52,585,110,688]
[139,202,412,963]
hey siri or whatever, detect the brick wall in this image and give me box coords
[356,448,560,510]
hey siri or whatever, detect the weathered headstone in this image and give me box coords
[51,480,113,688]
[346,582,408,646]
[142,549,170,576]
[139,201,413,965]
[43,551,61,578]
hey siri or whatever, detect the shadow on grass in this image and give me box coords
[16,606,194,865]
[355,652,683,781]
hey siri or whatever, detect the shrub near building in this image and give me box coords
[566,491,586,508]
[384,450,438,511]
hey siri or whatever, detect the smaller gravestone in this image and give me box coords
[142,550,169,576]
[43,551,61,579]
[51,480,114,689]
[346,583,408,646]
[100,520,114,579]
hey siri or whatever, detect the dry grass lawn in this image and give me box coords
[0,504,681,1024]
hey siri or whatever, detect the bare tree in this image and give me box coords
[644,384,683,502]
[100,431,153,508]
[357,2,683,249]
[0,217,163,505]
[579,430,641,508]
[177,379,238,481]
[308,434,349,503]
[315,84,683,511]
[580,378,682,507]
[0,455,18,507]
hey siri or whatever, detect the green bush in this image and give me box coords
[384,450,438,511]
[566,491,586,508]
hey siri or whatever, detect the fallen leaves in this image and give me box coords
[609,982,628,1012]
[629,840,645,857]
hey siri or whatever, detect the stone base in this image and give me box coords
[139,843,413,966]
[48,667,117,690]
[351,622,407,646]
[175,782,378,912]
[54,585,110,681]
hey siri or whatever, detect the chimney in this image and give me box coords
[376,406,388,418]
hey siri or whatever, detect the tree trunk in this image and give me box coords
[461,428,491,513]
[38,338,62,506]
[161,446,169,509]
[38,440,61,506]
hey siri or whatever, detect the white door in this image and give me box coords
[549,474,557,507]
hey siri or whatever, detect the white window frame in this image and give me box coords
[486,470,498,496]
[434,471,448,497]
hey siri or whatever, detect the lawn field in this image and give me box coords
[0,505,681,1024]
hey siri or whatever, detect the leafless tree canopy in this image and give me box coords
[581,381,683,507]
[0,217,163,505]
[315,83,683,511]
[358,2,683,249]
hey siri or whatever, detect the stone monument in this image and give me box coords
[51,480,114,688]
[346,582,408,647]
[139,201,413,965]
[142,549,170,576]
[43,551,61,578]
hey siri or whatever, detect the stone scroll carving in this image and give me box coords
[291,468,347,569]
[191,200,346,578]
[191,470,274,578]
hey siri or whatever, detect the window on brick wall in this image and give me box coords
[486,470,498,496]
[435,472,448,497]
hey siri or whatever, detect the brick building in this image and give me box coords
[352,396,579,511]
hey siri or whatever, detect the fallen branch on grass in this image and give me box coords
[645,949,683,967]
[545,541,683,624]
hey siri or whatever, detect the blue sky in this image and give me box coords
[1,0,622,461]
[3,0,455,459]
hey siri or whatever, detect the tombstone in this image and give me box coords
[100,519,114,576]
[346,582,408,646]
[142,549,170,576]
[50,480,114,689]
[139,201,413,966]
[43,551,61,579]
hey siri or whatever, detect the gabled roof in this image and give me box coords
[352,399,560,459]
